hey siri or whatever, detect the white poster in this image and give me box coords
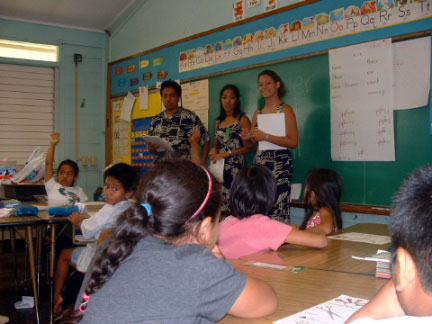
[329,39,395,161]
[393,37,431,110]
[139,86,149,110]
[233,0,245,22]
[182,80,210,129]
[247,0,260,8]
[263,0,277,12]
[120,92,135,122]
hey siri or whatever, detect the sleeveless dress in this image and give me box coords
[215,116,246,212]
[254,104,293,223]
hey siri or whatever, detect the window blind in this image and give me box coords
[0,63,55,165]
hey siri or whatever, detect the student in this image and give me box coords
[347,164,432,323]
[242,70,299,223]
[210,84,253,212]
[148,80,210,164]
[218,165,327,259]
[62,160,277,324]
[53,163,136,317]
[45,132,88,206]
[298,168,343,235]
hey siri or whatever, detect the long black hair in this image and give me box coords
[217,84,242,121]
[62,160,221,323]
[301,168,343,230]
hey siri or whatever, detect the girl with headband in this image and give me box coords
[63,159,277,324]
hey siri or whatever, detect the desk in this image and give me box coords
[241,223,390,276]
[219,262,387,323]
[0,215,43,324]
[219,223,391,323]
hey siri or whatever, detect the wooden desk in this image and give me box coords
[219,261,387,323]
[0,215,43,324]
[241,223,390,276]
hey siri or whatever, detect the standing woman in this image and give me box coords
[244,70,298,223]
[210,85,253,213]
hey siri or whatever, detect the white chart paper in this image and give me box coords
[393,37,431,110]
[329,39,395,161]
[120,92,136,122]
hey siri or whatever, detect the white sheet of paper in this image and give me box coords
[257,113,286,151]
[209,158,224,183]
[289,183,302,201]
[393,37,431,110]
[139,86,149,110]
[141,136,174,152]
[120,92,135,122]
[274,294,368,324]
[329,232,391,245]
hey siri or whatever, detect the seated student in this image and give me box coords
[347,164,432,323]
[218,165,327,259]
[62,160,277,324]
[53,163,136,317]
[298,168,343,235]
[45,132,88,206]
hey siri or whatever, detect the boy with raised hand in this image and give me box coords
[347,164,432,323]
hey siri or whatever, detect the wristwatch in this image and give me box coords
[265,134,269,140]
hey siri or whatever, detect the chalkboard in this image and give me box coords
[208,54,432,206]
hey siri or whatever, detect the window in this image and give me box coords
[0,39,58,62]
[0,63,55,165]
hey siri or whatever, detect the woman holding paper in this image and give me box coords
[210,84,253,213]
[242,70,298,223]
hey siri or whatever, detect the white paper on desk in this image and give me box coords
[0,208,13,218]
[209,159,224,183]
[352,249,391,263]
[329,232,391,245]
[393,37,431,110]
[274,294,368,324]
[257,113,285,151]
[139,86,149,110]
[290,183,302,201]
[141,136,174,152]
[120,92,135,121]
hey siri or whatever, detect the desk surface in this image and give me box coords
[240,223,390,276]
[219,262,387,323]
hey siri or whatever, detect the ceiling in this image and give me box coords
[0,0,138,33]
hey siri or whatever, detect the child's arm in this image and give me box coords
[45,132,60,182]
[228,277,277,318]
[68,212,89,228]
[304,207,335,235]
[346,280,405,322]
[285,228,328,248]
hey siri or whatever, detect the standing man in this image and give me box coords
[149,80,210,164]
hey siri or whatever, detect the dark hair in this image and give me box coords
[65,160,221,323]
[217,84,242,121]
[390,164,432,292]
[104,163,137,193]
[57,159,79,185]
[258,70,287,98]
[230,165,276,219]
[301,168,343,231]
[160,80,182,97]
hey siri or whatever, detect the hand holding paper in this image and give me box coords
[142,136,174,152]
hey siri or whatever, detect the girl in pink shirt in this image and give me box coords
[218,165,327,259]
[299,168,343,235]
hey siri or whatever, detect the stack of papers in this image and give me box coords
[352,250,392,279]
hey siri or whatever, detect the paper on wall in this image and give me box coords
[120,92,135,122]
[139,86,149,110]
[257,113,286,151]
[289,183,302,201]
[393,37,431,110]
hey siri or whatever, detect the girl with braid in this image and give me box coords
[62,159,277,324]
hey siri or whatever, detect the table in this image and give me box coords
[0,215,43,324]
[219,223,391,323]
[240,223,390,276]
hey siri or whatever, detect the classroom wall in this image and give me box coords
[0,18,108,198]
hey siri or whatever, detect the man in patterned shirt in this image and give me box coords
[148,80,210,164]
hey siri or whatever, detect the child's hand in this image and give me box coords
[188,126,201,145]
[68,212,87,227]
[250,128,267,142]
[50,132,61,145]
[210,152,227,163]
[211,244,225,259]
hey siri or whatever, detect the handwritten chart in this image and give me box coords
[329,39,395,161]
[181,79,210,129]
